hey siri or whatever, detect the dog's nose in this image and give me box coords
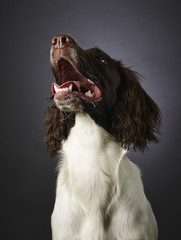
[51,34,73,49]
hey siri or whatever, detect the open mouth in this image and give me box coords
[52,58,102,101]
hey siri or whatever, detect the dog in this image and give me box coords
[44,34,161,240]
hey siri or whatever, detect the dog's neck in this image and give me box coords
[63,112,126,160]
[59,113,127,210]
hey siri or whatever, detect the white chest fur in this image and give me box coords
[61,113,125,210]
[51,113,157,240]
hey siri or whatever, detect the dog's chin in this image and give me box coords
[54,93,102,113]
[52,78,102,112]
[54,94,83,112]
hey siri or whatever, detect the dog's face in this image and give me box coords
[50,34,121,125]
[45,34,161,158]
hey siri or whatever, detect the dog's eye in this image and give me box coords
[95,55,107,64]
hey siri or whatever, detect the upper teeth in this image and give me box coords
[88,79,94,84]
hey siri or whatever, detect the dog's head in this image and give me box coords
[45,34,161,157]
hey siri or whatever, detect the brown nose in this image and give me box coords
[51,34,73,49]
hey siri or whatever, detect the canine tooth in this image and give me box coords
[69,84,73,91]
[54,85,59,92]
[88,79,94,84]
[85,90,93,97]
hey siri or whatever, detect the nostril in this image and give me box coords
[61,36,68,45]
[51,37,58,45]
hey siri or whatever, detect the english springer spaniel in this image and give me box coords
[44,34,161,240]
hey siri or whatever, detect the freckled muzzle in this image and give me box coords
[50,35,102,102]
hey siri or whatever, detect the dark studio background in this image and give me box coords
[1,0,181,239]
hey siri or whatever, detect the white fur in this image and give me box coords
[51,113,158,240]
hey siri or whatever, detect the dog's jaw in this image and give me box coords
[51,48,103,112]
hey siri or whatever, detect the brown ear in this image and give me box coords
[44,103,75,158]
[111,66,161,151]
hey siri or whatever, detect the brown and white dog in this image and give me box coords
[44,34,161,240]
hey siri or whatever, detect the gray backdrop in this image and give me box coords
[1,0,181,239]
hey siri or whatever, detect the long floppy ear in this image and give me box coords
[44,102,75,158]
[111,66,161,151]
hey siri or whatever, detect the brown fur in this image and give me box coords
[44,64,161,157]
[111,66,161,151]
[44,101,75,157]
